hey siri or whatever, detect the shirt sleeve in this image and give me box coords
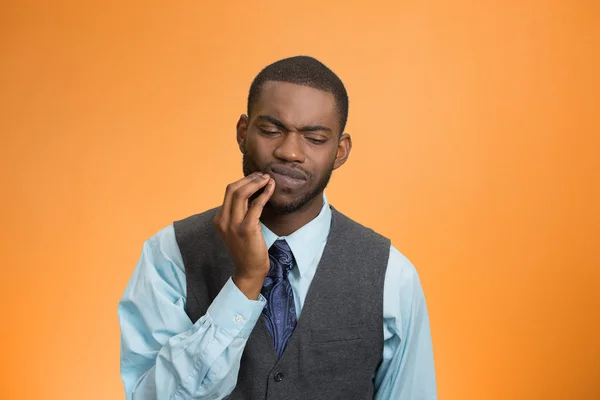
[374,245,438,400]
[118,226,266,400]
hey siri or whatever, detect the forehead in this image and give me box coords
[253,81,337,128]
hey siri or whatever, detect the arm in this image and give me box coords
[119,172,276,400]
[118,228,266,400]
[374,246,438,400]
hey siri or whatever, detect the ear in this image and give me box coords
[236,114,249,154]
[333,133,352,170]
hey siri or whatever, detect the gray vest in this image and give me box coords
[173,205,390,400]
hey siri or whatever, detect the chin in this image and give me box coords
[266,189,320,215]
[266,196,296,213]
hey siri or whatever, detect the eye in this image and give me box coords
[307,137,327,145]
[259,128,280,135]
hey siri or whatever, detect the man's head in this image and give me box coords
[247,56,349,135]
[237,56,352,214]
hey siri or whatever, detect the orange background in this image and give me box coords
[1,1,599,399]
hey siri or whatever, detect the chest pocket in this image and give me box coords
[302,324,377,396]
[310,324,367,344]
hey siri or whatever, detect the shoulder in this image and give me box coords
[331,206,391,244]
[143,204,220,268]
[121,224,187,301]
[386,244,423,295]
[141,224,184,272]
[172,207,221,244]
[173,207,220,227]
[146,224,177,251]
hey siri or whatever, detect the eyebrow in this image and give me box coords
[257,115,332,133]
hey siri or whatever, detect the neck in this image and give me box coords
[260,195,324,237]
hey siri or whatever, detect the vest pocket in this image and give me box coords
[309,324,367,344]
[304,324,374,388]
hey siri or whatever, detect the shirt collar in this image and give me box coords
[261,192,332,278]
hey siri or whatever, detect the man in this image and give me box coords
[118,56,437,400]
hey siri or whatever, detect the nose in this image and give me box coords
[273,133,306,163]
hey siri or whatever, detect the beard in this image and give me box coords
[242,152,334,214]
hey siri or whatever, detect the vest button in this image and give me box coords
[274,372,284,382]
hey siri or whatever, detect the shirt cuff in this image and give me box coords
[206,277,266,339]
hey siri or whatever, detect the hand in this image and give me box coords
[212,172,276,299]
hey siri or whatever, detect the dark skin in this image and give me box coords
[213,81,351,299]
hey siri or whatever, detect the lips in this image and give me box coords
[269,165,308,190]
[269,165,307,181]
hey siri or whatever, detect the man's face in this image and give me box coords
[238,81,350,214]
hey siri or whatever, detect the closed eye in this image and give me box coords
[307,137,327,144]
[259,128,280,135]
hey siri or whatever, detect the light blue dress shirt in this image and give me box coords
[118,194,437,399]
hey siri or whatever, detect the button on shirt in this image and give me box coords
[118,194,437,399]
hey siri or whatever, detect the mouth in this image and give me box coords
[269,166,307,190]
[270,165,307,180]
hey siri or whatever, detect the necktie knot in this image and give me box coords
[268,239,294,278]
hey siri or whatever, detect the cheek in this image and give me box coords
[245,145,272,169]
[244,139,262,157]
[313,151,337,173]
[246,135,272,156]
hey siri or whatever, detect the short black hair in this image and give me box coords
[247,56,349,134]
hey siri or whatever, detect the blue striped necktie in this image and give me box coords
[261,239,297,358]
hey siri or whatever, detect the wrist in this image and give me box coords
[232,274,266,300]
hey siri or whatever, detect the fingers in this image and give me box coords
[244,177,276,223]
[218,172,262,226]
[231,174,271,224]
